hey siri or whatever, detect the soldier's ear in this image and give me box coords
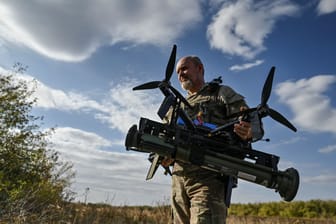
[198,64,204,76]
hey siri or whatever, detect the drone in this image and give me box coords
[125,44,299,203]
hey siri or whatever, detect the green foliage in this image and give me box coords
[0,64,75,222]
[229,200,336,219]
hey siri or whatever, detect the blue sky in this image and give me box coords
[0,0,335,205]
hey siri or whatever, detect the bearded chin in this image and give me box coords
[181,80,193,91]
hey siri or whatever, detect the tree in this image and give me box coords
[0,64,75,222]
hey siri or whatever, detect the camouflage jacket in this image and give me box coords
[173,81,248,174]
[184,82,248,126]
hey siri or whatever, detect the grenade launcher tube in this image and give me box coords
[125,124,299,202]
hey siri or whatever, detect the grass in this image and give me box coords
[1,201,336,223]
[227,216,336,224]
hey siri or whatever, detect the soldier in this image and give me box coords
[163,56,253,224]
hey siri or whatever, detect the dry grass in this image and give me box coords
[227,216,336,224]
[69,204,170,224]
[61,203,336,224]
[1,202,336,224]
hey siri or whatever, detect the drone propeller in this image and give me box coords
[222,67,297,132]
[132,45,191,108]
[133,45,177,91]
[257,66,297,132]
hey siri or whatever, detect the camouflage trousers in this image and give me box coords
[170,163,227,224]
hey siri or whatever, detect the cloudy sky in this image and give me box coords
[0,0,335,205]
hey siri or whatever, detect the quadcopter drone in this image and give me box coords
[125,44,299,202]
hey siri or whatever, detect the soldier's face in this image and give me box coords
[176,58,203,93]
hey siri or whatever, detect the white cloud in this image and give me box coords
[37,78,161,133]
[94,81,161,133]
[4,68,161,134]
[34,76,160,133]
[0,1,202,62]
[317,0,336,15]
[14,72,109,111]
[275,75,336,134]
[303,173,336,183]
[318,144,336,153]
[229,59,264,71]
[50,127,171,205]
[207,0,299,59]
[37,83,106,112]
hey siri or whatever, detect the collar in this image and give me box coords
[187,83,210,97]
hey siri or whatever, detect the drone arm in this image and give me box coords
[177,108,196,130]
[157,94,176,120]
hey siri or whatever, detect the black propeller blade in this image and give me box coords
[132,45,191,109]
[133,44,177,91]
[268,108,297,132]
[219,66,297,133]
[258,66,297,132]
[261,66,275,107]
[165,44,177,82]
[133,81,161,90]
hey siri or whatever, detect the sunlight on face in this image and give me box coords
[176,57,204,94]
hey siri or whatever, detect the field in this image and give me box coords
[48,203,336,224]
[227,216,335,224]
[58,202,336,224]
[1,200,336,223]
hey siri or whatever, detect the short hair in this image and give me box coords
[184,56,203,66]
[179,56,204,75]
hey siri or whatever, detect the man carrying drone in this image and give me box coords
[125,45,299,224]
[162,55,253,223]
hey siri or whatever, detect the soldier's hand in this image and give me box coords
[161,157,174,167]
[234,107,252,141]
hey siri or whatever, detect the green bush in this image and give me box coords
[229,200,336,219]
[0,64,75,222]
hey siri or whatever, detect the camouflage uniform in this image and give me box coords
[171,82,248,224]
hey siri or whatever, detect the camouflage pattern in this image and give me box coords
[171,164,227,224]
[171,83,248,224]
[184,84,247,126]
